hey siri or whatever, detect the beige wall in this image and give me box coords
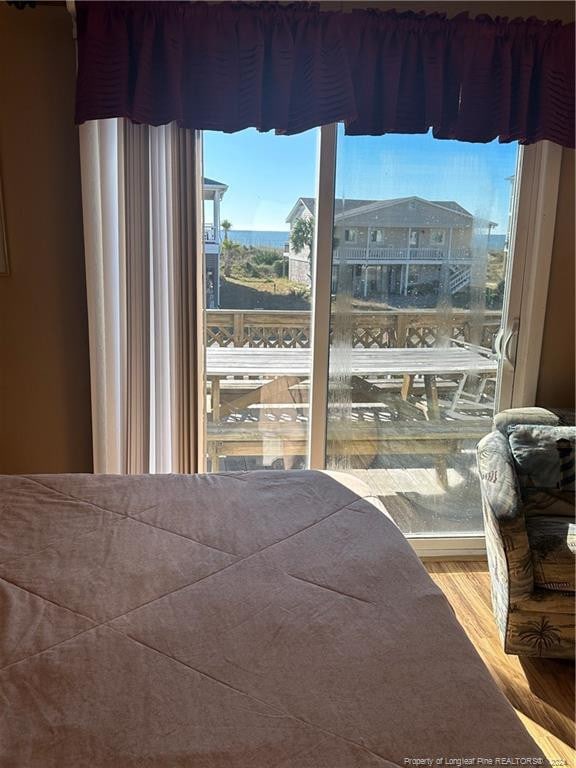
[0,4,92,473]
[536,149,575,408]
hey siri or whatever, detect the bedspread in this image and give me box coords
[0,470,542,766]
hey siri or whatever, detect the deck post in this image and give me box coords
[233,311,244,346]
[396,313,409,347]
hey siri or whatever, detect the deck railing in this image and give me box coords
[332,246,473,263]
[204,224,217,242]
[205,308,502,350]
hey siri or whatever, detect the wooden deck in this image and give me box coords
[204,317,499,532]
[427,562,575,761]
[331,446,486,534]
[210,436,488,534]
[206,363,493,532]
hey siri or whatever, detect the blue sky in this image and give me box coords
[204,125,518,233]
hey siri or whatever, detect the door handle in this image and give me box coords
[503,318,519,367]
[493,327,504,356]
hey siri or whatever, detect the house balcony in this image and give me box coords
[332,246,472,265]
[204,224,218,243]
[204,224,220,256]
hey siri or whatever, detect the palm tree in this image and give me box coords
[221,220,233,276]
[290,217,314,283]
[290,217,314,254]
[518,617,561,655]
[221,219,232,241]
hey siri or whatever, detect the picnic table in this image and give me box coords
[205,346,498,478]
[206,346,498,420]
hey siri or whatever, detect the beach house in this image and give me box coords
[285,195,495,301]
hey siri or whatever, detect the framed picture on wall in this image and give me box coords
[0,178,8,276]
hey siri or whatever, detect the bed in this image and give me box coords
[0,470,541,766]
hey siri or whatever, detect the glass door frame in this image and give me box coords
[496,140,563,411]
[308,124,337,469]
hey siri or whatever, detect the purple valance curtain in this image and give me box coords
[75,2,575,148]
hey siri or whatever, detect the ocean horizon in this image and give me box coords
[228,230,289,250]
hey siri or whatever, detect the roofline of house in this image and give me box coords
[285,197,313,224]
[203,179,229,193]
[286,195,497,228]
[334,196,472,222]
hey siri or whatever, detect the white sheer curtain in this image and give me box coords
[79,119,201,474]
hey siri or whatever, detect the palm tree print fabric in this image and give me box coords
[477,413,575,659]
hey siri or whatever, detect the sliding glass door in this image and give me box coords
[324,127,519,537]
[199,126,559,547]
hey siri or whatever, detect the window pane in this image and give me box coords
[202,128,318,472]
[326,127,519,537]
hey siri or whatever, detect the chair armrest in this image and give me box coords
[477,431,522,523]
[493,407,568,436]
[477,431,533,604]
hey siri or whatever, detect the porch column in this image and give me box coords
[213,191,221,241]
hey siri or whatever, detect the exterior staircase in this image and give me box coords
[449,266,471,294]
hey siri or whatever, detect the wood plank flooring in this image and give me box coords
[426,561,575,763]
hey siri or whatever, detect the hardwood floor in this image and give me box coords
[426,561,575,763]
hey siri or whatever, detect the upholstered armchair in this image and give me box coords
[477,407,575,658]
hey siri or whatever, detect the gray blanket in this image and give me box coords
[0,470,541,766]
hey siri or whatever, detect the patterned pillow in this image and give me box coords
[508,425,576,491]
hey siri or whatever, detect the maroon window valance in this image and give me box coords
[75,2,575,148]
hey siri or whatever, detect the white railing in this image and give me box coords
[446,248,473,262]
[332,246,473,263]
[204,224,217,243]
[449,267,471,293]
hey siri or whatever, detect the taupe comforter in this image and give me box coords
[0,470,541,766]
